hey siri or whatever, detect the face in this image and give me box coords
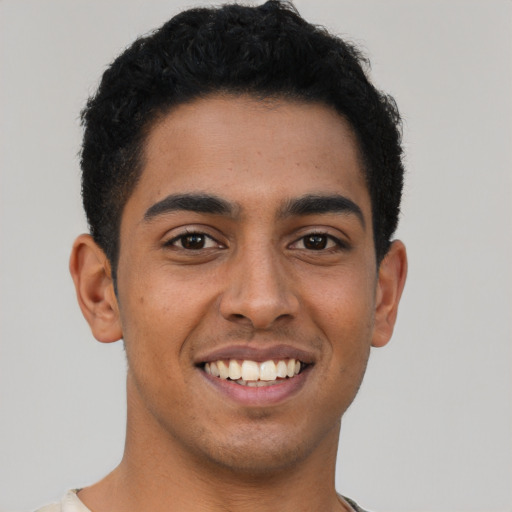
[115,96,381,473]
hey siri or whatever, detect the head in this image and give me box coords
[71,0,407,479]
[80,0,404,281]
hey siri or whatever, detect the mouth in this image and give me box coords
[195,345,315,404]
[202,358,307,387]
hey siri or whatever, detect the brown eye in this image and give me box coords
[167,232,220,250]
[303,234,329,250]
[181,234,206,249]
[288,232,349,254]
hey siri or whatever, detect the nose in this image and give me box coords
[219,245,300,330]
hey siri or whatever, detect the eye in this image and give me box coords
[291,233,347,251]
[302,234,333,250]
[167,232,221,250]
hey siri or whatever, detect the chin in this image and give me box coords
[202,443,310,476]
[187,419,340,477]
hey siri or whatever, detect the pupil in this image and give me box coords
[305,235,327,250]
[183,234,204,249]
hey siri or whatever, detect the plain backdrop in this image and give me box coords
[0,1,511,511]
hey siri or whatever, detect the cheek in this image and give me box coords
[302,265,376,397]
[118,268,217,364]
[304,265,376,332]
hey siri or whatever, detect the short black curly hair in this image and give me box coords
[81,0,404,276]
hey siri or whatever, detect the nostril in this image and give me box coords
[226,313,253,326]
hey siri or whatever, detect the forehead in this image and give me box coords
[129,95,370,220]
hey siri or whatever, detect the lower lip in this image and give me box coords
[200,366,311,406]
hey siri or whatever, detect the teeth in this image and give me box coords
[204,358,304,382]
[259,360,277,381]
[241,379,281,387]
[228,360,242,380]
[276,360,288,378]
[218,360,229,379]
[287,359,295,378]
[241,360,260,381]
[210,362,220,378]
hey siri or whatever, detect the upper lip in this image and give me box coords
[194,344,316,365]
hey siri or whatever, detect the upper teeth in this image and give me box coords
[204,359,302,382]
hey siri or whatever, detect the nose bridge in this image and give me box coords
[220,235,298,329]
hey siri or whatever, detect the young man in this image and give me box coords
[38,1,407,511]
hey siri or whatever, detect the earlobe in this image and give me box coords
[69,234,123,343]
[371,240,408,348]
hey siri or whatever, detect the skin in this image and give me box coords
[70,95,407,512]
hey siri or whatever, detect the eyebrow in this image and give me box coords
[144,193,235,221]
[143,192,365,228]
[280,194,365,228]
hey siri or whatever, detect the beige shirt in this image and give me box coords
[35,490,367,512]
[35,490,90,512]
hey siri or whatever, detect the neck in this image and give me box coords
[78,376,348,512]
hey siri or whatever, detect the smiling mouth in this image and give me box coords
[203,358,306,387]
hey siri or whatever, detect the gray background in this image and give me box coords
[0,1,511,511]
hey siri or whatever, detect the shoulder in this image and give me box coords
[34,490,91,512]
[341,495,372,512]
[34,505,61,512]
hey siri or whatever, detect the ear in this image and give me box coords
[371,240,408,348]
[69,234,123,343]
